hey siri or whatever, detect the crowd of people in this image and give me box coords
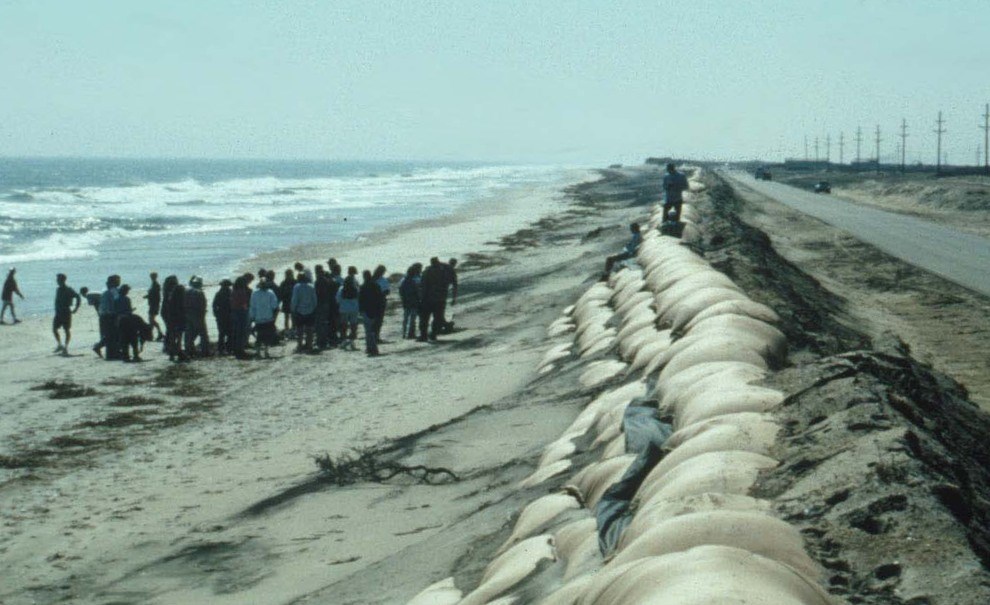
[11,255,460,362]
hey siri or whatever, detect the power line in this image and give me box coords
[899,118,908,173]
[934,111,946,175]
[874,124,882,174]
[855,126,863,165]
[839,132,845,165]
[826,133,832,164]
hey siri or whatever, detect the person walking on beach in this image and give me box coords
[662,162,689,223]
[278,269,296,336]
[249,278,280,358]
[144,272,164,341]
[336,268,360,349]
[359,269,385,356]
[604,222,642,277]
[230,275,252,360]
[212,279,233,355]
[184,276,210,357]
[52,273,81,355]
[1,268,25,324]
[291,269,317,353]
[418,257,446,341]
[314,264,333,350]
[372,265,390,341]
[399,263,422,339]
[437,258,458,334]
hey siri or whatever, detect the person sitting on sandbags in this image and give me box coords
[603,222,642,278]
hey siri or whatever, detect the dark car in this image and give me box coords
[755,167,772,181]
[814,181,831,194]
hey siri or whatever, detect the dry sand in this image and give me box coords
[4,165,990,605]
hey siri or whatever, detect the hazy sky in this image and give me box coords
[1,0,988,164]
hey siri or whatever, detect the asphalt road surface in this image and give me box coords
[722,171,990,297]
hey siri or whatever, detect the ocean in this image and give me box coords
[0,158,578,317]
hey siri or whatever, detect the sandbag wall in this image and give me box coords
[407,169,837,605]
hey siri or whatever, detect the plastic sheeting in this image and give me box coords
[594,403,672,555]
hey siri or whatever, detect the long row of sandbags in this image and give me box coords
[407,169,835,605]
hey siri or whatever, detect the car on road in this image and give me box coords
[755,167,772,181]
[814,181,831,194]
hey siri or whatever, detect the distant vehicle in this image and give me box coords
[814,181,831,194]
[755,167,772,180]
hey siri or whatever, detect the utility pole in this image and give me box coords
[814,137,820,162]
[826,133,832,164]
[839,132,845,165]
[899,118,908,173]
[934,111,946,175]
[977,145,982,167]
[855,126,863,166]
[981,103,989,175]
[874,124,882,174]
[804,135,809,161]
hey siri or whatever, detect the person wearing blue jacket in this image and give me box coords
[291,270,318,352]
[662,162,689,223]
[604,222,642,277]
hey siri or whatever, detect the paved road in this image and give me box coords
[721,171,990,297]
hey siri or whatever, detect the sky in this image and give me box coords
[1,0,988,164]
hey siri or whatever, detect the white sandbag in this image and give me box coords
[601,433,627,459]
[580,334,615,359]
[460,535,556,605]
[679,221,702,245]
[579,360,628,390]
[682,315,785,350]
[567,454,637,508]
[628,336,673,375]
[665,411,778,450]
[656,338,771,385]
[617,325,657,361]
[616,314,657,343]
[498,492,582,555]
[538,343,572,370]
[657,285,748,325]
[534,573,592,605]
[681,298,780,332]
[554,518,597,562]
[539,438,578,469]
[609,510,820,580]
[561,532,601,581]
[615,291,653,318]
[619,493,771,551]
[576,545,833,605]
[657,363,768,413]
[676,386,785,429]
[653,361,767,404]
[518,459,572,489]
[638,330,676,377]
[565,381,647,442]
[406,577,462,605]
[547,322,576,338]
[613,278,646,308]
[653,415,780,477]
[636,450,779,507]
[562,304,575,316]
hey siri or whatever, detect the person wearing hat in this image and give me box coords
[212,278,233,355]
[183,276,210,357]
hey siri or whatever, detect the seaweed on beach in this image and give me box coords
[314,448,459,486]
[30,380,97,399]
[152,364,213,397]
[110,395,165,407]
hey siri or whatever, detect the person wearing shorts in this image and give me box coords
[1,268,24,324]
[52,273,81,355]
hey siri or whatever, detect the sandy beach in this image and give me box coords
[4,165,990,605]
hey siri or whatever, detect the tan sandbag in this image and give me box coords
[499,492,582,555]
[654,274,741,310]
[562,532,602,581]
[578,326,616,355]
[567,454,637,508]
[658,364,768,414]
[460,535,556,605]
[638,330,677,377]
[580,335,615,359]
[616,291,653,318]
[618,325,658,361]
[539,437,577,469]
[653,360,766,403]
[636,450,778,506]
[555,517,597,562]
[679,221,702,245]
[562,304,575,316]
[534,573,592,605]
[519,459,572,489]
[619,493,772,551]
[613,278,646,308]
[616,314,657,343]
[665,412,778,450]
[538,343,572,370]
[406,577,462,605]
[653,415,780,477]
[547,322,576,338]
[565,381,647,441]
[676,386,785,429]
[577,545,833,605]
[656,338,771,385]
[573,306,611,338]
[579,360,628,390]
[609,510,820,580]
[608,268,642,291]
[657,285,748,325]
[650,329,780,381]
[683,314,785,350]
[601,433,627,459]
[628,337,673,375]
[575,282,611,307]
[681,298,780,332]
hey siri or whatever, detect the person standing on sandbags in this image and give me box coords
[662,162,689,223]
